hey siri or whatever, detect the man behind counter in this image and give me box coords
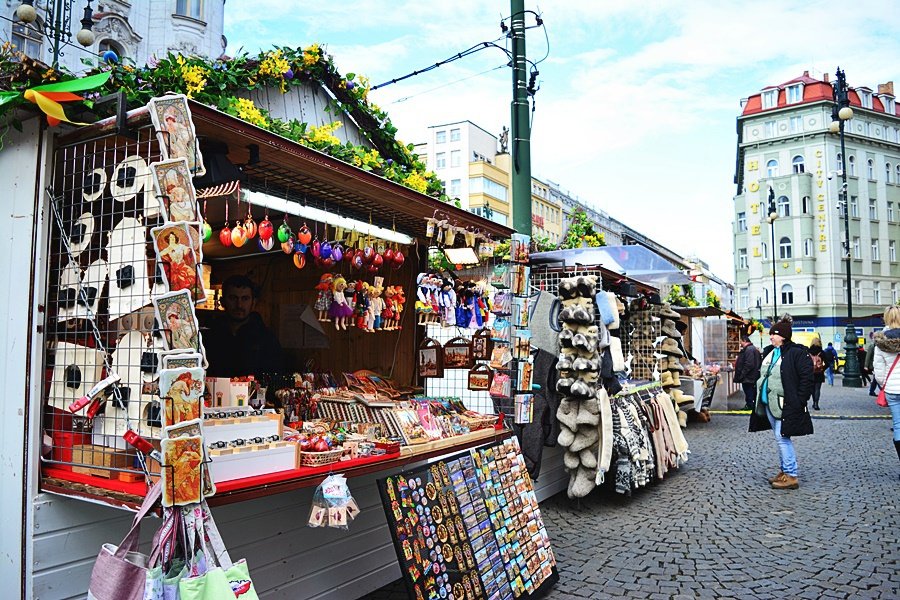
[204,275,284,378]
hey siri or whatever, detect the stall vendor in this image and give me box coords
[205,275,284,378]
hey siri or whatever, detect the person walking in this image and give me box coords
[858,345,871,386]
[808,340,826,411]
[734,334,762,411]
[749,318,814,490]
[865,340,878,396]
[823,342,837,385]
[872,305,900,480]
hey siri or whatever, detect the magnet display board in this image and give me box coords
[378,437,558,600]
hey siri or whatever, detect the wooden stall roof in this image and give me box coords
[55,100,515,243]
[529,263,658,295]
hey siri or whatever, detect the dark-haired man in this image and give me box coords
[204,275,283,378]
[734,334,762,411]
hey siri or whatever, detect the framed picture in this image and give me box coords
[148,94,206,176]
[151,158,199,223]
[418,338,444,378]
[517,360,533,392]
[161,435,203,507]
[391,408,430,445]
[443,336,473,369]
[472,328,494,361]
[467,364,493,391]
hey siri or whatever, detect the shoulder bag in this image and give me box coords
[876,354,900,408]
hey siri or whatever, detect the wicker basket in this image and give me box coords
[299,447,343,467]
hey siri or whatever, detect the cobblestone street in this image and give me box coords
[372,381,900,599]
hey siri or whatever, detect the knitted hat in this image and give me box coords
[769,320,792,340]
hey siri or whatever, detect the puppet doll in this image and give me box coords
[381,286,396,330]
[353,281,370,330]
[368,285,384,332]
[328,276,353,330]
[314,273,334,322]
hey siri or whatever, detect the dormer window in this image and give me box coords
[786,84,803,104]
[762,89,778,109]
[859,88,873,109]
[882,96,896,114]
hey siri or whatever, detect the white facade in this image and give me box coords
[419,121,500,211]
[4,0,226,73]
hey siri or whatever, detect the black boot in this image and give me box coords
[813,400,820,410]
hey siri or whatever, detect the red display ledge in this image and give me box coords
[40,429,510,510]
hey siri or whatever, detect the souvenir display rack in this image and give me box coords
[378,437,558,600]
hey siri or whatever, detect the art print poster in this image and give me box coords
[154,290,201,351]
[152,158,199,223]
[161,352,204,370]
[148,95,206,176]
[151,224,204,302]
[158,367,205,427]
[161,435,203,507]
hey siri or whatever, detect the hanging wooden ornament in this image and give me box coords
[467,363,493,391]
[417,337,444,378]
[443,336,474,369]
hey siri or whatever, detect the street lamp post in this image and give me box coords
[15,1,96,70]
[766,185,778,322]
[829,66,862,387]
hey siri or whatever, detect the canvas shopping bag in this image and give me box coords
[178,502,259,600]
[88,483,163,600]
[144,508,187,600]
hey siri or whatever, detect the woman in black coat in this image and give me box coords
[749,319,814,490]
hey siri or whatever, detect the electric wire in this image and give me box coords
[384,64,507,105]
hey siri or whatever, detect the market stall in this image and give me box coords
[32,96,565,599]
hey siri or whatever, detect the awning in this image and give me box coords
[531,245,693,286]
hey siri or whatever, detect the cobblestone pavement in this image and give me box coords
[370,381,899,599]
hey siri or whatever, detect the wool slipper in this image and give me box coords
[572,357,598,372]
[575,275,597,299]
[569,379,595,398]
[559,304,594,325]
[557,398,579,430]
[563,450,581,470]
[558,278,578,300]
[557,353,574,371]
[559,296,592,308]
[557,424,576,448]
[579,444,599,470]
[569,465,596,498]
[556,378,574,395]
[570,424,599,452]
[575,400,600,426]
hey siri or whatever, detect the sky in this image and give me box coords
[224,0,900,283]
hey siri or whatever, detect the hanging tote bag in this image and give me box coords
[876,354,900,408]
[87,482,163,600]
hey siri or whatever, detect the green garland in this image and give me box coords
[705,289,721,308]
[561,209,605,249]
[666,284,699,307]
[0,44,446,199]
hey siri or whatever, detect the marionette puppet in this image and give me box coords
[328,276,353,330]
[314,273,334,322]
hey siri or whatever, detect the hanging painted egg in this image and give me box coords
[362,246,375,263]
[321,257,335,268]
[332,244,344,263]
[367,264,379,273]
[231,223,247,248]
[293,252,306,269]
[392,250,405,269]
[202,221,213,243]
[219,225,233,247]
[384,247,394,262]
[281,236,295,254]
[344,248,355,263]
[320,241,333,259]
[244,216,258,239]
[352,252,365,270]
[311,239,321,258]
[297,243,308,254]
[297,224,312,245]
[373,253,384,268]
[277,222,292,243]
[259,217,274,241]
[258,237,274,251]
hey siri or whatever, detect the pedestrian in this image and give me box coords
[865,340,878,396]
[858,345,871,386]
[872,305,900,480]
[808,340,826,410]
[749,318,814,490]
[733,334,762,411]
[823,342,837,385]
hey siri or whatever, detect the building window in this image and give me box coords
[779,236,792,259]
[762,90,777,109]
[98,39,125,57]
[449,128,460,142]
[850,196,859,218]
[435,130,446,144]
[792,155,805,173]
[176,0,203,19]
[737,248,748,269]
[764,288,770,304]
[790,116,803,132]
[868,158,876,180]
[777,195,790,217]
[843,283,848,303]
[855,281,862,304]
[874,283,882,304]
[469,176,507,201]
[11,18,43,58]
[801,196,811,214]
[859,90,873,109]
[803,238,813,257]
[889,202,895,222]
[872,240,880,261]
[887,163,893,183]
[806,285,815,303]
[766,159,779,177]
[885,97,896,114]
[848,155,857,176]
[449,179,461,197]
[435,152,446,169]
[761,242,768,259]
[781,284,794,305]
[896,164,900,182]
[853,236,861,259]
[893,284,898,304]
[765,121,776,137]
[739,287,749,310]
[450,150,461,168]
[786,84,803,104]
[891,240,897,262]
[836,152,843,172]
[869,198,878,220]
[737,212,747,232]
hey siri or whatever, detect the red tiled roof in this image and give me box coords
[741,73,899,117]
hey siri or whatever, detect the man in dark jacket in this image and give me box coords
[734,334,762,410]
[749,319,814,490]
